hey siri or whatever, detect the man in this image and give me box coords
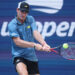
[8,1,51,75]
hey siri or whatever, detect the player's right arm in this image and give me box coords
[8,21,42,51]
[12,37,43,51]
[12,37,35,48]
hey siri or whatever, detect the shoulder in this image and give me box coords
[8,18,17,26]
[26,15,35,23]
[8,18,17,31]
[27,15,34,19]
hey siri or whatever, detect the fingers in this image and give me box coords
[42,44,51,52]
[35,44,43,51]
[34,43,51,52]
[42,46,51,52]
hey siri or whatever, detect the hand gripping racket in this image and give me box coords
[50,42,75,60]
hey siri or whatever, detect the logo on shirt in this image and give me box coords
[25,0,63,14]
[27,25,31,29]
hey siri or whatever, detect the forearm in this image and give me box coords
[13,37,35,48]
[33,30,46,46]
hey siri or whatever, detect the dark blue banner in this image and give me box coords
[0,0,75,75]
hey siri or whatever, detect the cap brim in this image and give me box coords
[19,8,29,13]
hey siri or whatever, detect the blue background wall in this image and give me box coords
[0,0,75,75]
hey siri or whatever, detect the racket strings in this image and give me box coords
[61,43,75,60]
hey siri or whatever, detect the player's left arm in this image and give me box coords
[30,16,51,52]
[33,30,45,45]
[33,30,51,52]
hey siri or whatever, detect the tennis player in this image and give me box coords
[8,1,51,75]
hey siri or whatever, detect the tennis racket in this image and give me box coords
[50,42,75,60]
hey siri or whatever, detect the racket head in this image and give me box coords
[60,42,75,60]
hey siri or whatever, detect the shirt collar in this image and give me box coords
[15,16,28,25]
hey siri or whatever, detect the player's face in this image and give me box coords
[17,8,28,21]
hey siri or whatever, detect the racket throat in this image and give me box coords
[51,49,59,54]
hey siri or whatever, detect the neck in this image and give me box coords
[17,16,25,24]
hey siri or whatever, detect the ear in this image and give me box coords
[16,8,19,13]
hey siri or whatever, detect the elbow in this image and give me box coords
[15,41,20,46]
[12,37,21,46]
[14,40,20,46]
